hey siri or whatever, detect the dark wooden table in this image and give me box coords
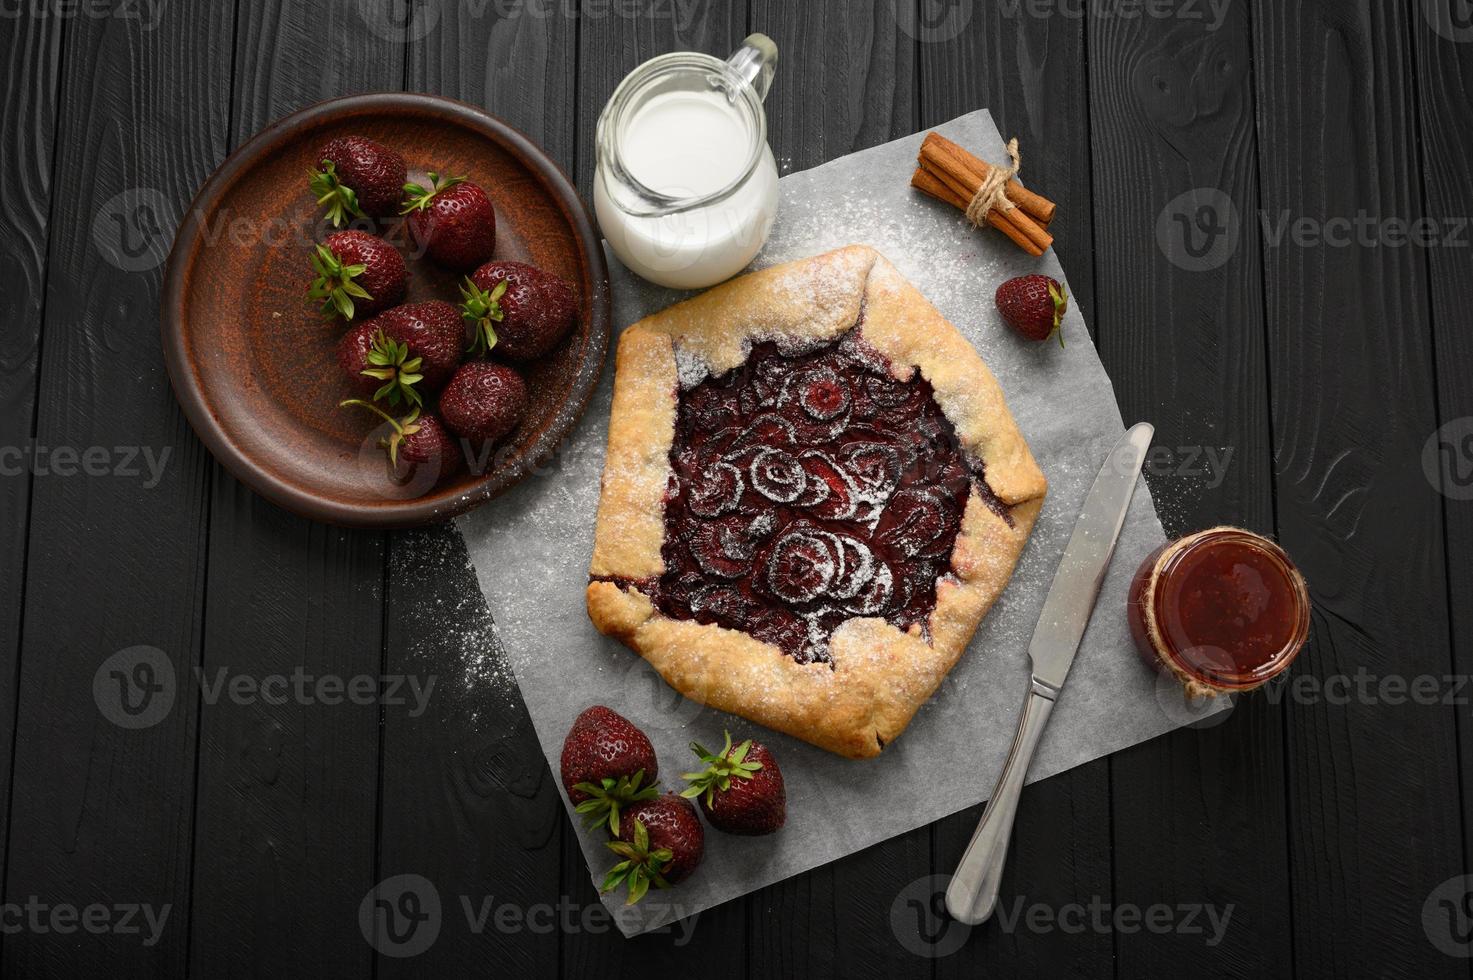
[3,0,1471,975]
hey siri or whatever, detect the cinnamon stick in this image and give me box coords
[923,132,1056,225]
[916,137,1053,255]
[911,167,1041,256]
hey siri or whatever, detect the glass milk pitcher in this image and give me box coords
[594,34,780,290]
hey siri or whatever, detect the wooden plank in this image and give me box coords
[0,6,63,905]
[755,0,915,177]
[1411,0,1473,886]
[374,524,565,974]
[370,12,578,974]
[917,8,1116,974]
[1085,2,1292,976]
[2,3,235,973]
[737,3,925,976]
[1249,1,1464,975]
[184,5,402,974]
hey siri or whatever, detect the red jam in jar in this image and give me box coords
[1128,527,1309,696]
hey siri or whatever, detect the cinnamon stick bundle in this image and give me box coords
[910,132,1057,256]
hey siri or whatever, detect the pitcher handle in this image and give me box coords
[723,33,778,102]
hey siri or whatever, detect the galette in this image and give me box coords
[587,245,1047,758]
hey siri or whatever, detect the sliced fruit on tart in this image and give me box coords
[586,245,1047,759]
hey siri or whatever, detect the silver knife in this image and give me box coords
[945,421,1154,925]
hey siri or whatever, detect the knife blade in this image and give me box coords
[1029,421,1155,692]
[945,421,1153,926]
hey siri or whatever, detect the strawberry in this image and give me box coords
[340,400,462,484]
[680,731,786,835]
[401,173,497,272]
[603,794,705,904]
[336,302,463,407]
[461,260,576,360]
[308,230,406,322]
[439,361,527,445]
[309,135,407,225]
[995,274,1068,346]
[337,320,424,406]
[561,705,660,833]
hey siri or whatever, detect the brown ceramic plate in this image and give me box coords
[161,94,609,528]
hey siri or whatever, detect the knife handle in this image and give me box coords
[945,678,1058,925]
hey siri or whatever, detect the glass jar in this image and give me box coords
[1128,526,1310,698]
[593,34,780,290]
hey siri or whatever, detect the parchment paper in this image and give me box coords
[457,111,1227,937]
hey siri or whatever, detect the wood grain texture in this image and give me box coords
[0,5,62,913]
[1249,1,1463,975]
[371,11,580,976]
[1411,0,1473,883]
[917,9,1115,974]
[185,2,402,973]
[750,0,916,176]
[375,524,564,976]
[2,2,235,974]
[409,0,577,164]
[1086,2,1290,976]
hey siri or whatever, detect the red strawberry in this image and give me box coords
[461,260,577,361]
[310,135,407,224]
[604,794,705,904]
[340,400,462,485]
[995,274,1068,346]
[561,705,660,833]
[381,301,464,390]
[680,731,786,835]
[308,230,406,321]
[401,173,496,272]
[439,361,527,445]
[336,302,462,407]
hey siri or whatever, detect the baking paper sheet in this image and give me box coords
[458,110,1227,937]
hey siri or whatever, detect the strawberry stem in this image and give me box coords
[399,172,467,215]
[460,277,507,356]
[361,330,425,409]
[308,161,365,228]
[600,818,673,906]
[1049,281,1069,349]
[678,731,762,808]
[572,769,659,836]
[307,242,373,321]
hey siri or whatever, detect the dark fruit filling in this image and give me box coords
[631,332,1008,664]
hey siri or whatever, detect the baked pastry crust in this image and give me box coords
[588,245,1046,758]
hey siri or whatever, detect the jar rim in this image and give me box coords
[1144,526,1310,691]
[595,51,767,218]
